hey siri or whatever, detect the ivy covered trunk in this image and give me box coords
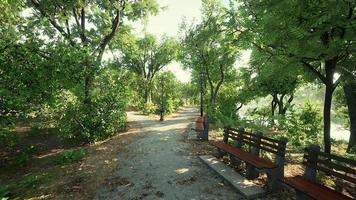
[344,82,356,153]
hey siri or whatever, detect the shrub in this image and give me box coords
[55,69,128,143]
[278,100,322,148]
[139,102,157,115]
[0,130,17,147]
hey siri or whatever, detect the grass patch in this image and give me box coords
[59,148,87,164]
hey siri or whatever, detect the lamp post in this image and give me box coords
[160,76,165,121]
[200,72,204,117]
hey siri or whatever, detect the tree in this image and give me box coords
[344,79,356,153]
[246,49,303,125]
[180,0,239,111]
[152,71,185,114]
[30,0,159,104]
[232,0,356,153]
[117,33,178,103]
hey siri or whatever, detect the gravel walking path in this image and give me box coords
[95,107,242,200]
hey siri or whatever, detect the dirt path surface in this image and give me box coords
[95,107,242,200]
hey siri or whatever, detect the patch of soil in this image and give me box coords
[0,120,142,200]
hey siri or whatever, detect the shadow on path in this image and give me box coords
[95,107,242,200]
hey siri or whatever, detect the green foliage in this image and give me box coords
[165,98,184,114]
[140,102,157,115]
[116,33,179,104]
[245,106,271,127]
[20,174,46,186]
[180,0,240,111]
[15,145,38,167]
[0,130,17,147]
[0,185,10,200]
[333,87,350,129]
[279,101,323,148]
[231,0,356,152]
[55,69,128,143]
[151,71,185,115]
[59,148,87,163]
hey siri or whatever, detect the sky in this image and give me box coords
[131,0,251,83]
[131,0,203,83]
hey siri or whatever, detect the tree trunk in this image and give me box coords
[323,59,337,154]
[144,86,152,103]
[210,86,215,107]
[344,82,356,153]
[84,76,92,104]
[271,94,278,126]
[324,83,333,154]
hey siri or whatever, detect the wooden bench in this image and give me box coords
[282,144,356,200]
[211,126,288,192]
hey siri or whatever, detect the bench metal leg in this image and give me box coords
[266,168,283,192]
[246,164,259,179]
[230,155,241,166]
[217,149,226,158]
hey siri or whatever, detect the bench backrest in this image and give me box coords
[303,145,356,185]
[223,126,288,166]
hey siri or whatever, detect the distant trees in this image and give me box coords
[180,0,240,112]
[117,33,178,103]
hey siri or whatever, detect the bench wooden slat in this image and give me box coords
[228,127,281,144]
[315,165,356,184]
[240,138,279,155]
[317,158,356,177]
[304,155,356,176]
[211,141,276,169]
[282,175,353,200]
[317,151,356,166]
[230,128,281,144]
[226,134,281,155]
[303,156,356,184]
[239,134,280,150]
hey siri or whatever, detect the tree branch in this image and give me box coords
[301,60,327,84]
[95,0,126,61]
[31,0,76,46]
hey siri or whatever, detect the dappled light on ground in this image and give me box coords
[96,107,242,199]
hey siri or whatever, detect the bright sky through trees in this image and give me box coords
[130,0,250,83]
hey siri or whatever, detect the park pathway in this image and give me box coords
[95,107,242,200]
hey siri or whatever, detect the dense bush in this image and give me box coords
[138,71,185,116]
[165,98,184,114]
[278,101,322,147]
[139,102,157,115]
[55,69,128,143]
